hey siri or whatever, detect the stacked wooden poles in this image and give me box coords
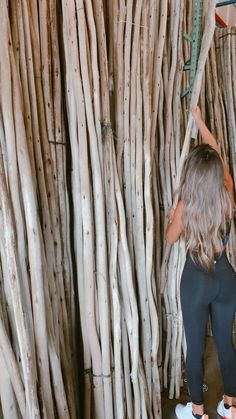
[60,0,169,416]
[61,1,116,418]
[0,0,78,417]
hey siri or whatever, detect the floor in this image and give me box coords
[161,336,226,418]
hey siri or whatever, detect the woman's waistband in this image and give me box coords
[185,250,232,273]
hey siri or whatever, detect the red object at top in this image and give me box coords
[215,12,228,27]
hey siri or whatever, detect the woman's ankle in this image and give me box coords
[192,403,204,416]
[223,395,235,406]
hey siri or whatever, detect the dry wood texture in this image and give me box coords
[0,0,235,418]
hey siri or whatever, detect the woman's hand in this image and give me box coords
[167,207,175,224]
[191,106,234,194]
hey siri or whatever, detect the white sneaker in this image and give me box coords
[175,402,208,419]
[217,399,236,419]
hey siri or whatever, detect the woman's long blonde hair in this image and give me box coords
[179,144,234,270]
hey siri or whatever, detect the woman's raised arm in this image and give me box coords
[192,106,233,194]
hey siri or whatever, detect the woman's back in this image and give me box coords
[179,144,233,270]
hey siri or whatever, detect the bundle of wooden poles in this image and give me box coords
[0,0,235,418]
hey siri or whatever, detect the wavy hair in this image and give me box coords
[179,144,234,271]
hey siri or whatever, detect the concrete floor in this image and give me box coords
[162,336,225,418]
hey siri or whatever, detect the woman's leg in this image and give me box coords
[210,269,236,399]
[180,268,211,407]
[181,299,209,405]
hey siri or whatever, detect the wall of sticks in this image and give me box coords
[0,0,235,418]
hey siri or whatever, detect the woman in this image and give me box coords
[166,107,236,419]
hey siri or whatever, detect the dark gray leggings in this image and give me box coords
[180,251,236,405]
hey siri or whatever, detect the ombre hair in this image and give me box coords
[179,144,234,271]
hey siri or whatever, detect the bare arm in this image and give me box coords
[165,200,184,244]
[192,107,234,194]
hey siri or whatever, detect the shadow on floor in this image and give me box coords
[162,336,225,418]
